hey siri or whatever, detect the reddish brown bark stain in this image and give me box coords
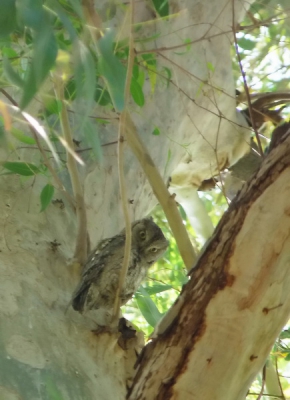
[129,132,290,400]
[262,303,283,314]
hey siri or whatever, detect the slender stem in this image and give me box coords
[232,2,264,157]
[113,0,135,318]
[54,76,88,264]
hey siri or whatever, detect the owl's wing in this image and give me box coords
[71,256,105,312]
[71,235,125,312]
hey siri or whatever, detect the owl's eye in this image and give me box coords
[150,247,158,253]
[139,230,146,240]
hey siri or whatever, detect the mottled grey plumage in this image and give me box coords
[72,218,168,313]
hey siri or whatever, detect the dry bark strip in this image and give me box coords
[129,131,290,400]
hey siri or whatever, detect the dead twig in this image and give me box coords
[232,1,264,157]
[53,76,87,264]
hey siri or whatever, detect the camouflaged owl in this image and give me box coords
[72,218,168,313]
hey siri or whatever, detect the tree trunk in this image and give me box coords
[129,132,290,399]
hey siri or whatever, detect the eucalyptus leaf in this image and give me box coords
[130,77,145,107]
[152,127,160,136]
[10,128,36,144]
[95,84,112,106]
[20,25,58,109]
[97,31,126,111]
[143,283,173,295]
[135,286,163,327]
[2,46,18,58]
[83,119,102,159]
[152,0,169,17]
[238,37,256,50]
[40,184,54,212]
[2,161,40,176]
[0,0,16,36]
[74,42,96,108]
[3,57,24,88]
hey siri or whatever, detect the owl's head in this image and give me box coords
[132,218,169,265]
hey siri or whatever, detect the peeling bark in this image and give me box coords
[129,132,290,399]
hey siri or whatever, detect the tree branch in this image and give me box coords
[124,112,197,271]
[53,76,87,264]
[129,130,290,400]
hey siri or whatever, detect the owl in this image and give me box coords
[72,218,168,315]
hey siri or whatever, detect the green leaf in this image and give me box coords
[130,77,145,107]
[97,31,126,111]
[0,0,17,37]
[207,62,215,72]
[132,63,139,80]
[161,67,171,87]
[2,161,40,176]
[280,329,290,340]
[238,37,256,50]
[20,27,58,109]
[135,286,163,327]
[144,283,173,295]
[67,0,84,18]
[10,127,36,144]
[44,99,62,116]
[64,79,76,101]
[152,127,160,136]
[3,57,24,88]
[18,0,45,31]
[49,0,77,41]
[94,84,112,106]
[2,46,18,57]
[174,38,192,55]
[95,118,110,125]
[45,375,64,400]
[74,41,96,110]
[152,0,169,17]
[40,183,54,212]
[142,54,157,94]
[141,53,156,66]
[83,119,102,159]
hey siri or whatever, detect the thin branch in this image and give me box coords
[53,76,87,264]
[0,88,76,211]
[137,0,230,56]
[113,0,135,319]
[232,1,264,157]
[136,30,232,55]
[256,364,266,400]
[124,111,197,271]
